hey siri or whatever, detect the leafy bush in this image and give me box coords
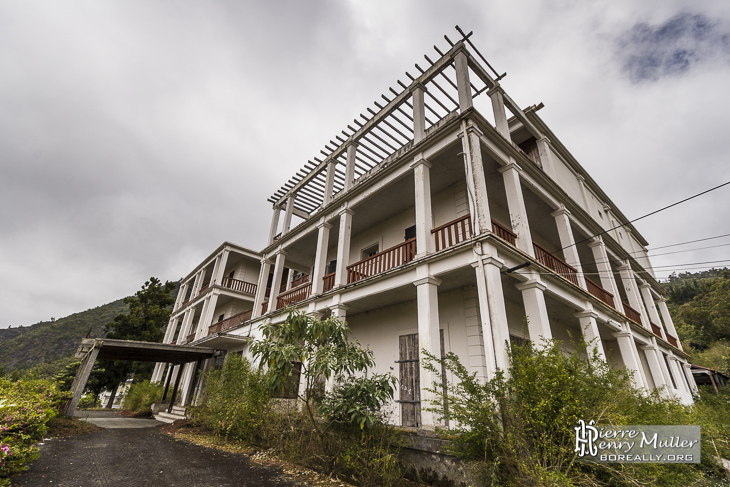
[192,354,272,443]
[122,380,163,414]
[0,379,68,484]
[424,339,727,486]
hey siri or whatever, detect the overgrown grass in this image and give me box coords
[122,380,163,414]
[424,339,730,486]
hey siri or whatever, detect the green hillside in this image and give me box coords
[0,299,129,372]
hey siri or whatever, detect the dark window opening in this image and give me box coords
[404,225,416,241]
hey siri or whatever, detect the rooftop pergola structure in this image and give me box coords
[264,26,553,243]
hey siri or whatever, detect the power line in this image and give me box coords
[648,243,730,258]
[649,232,730,251]
[562,180,730,253]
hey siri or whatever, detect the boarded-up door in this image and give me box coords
[398,330,445,428]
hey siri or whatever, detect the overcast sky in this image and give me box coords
[2,0,730,327]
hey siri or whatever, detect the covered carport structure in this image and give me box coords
[63,338,220,417]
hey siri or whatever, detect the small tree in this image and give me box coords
[250,311,396,455]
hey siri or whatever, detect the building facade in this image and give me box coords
[153,32,697,426]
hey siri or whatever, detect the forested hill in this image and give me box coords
[0,299,129,372]
[664,268,730,374]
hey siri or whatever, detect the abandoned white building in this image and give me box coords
[151,31,697,427]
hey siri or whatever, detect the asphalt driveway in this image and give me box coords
[11,411,306,487]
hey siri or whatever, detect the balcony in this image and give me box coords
[666,334,679,348]
[585,277,615,308]
[221,277,257,296]
[431,214,517,252]
[323,272,335,292]
[290,274,310,288]
[533,242,579,287]
[276,282,313,310]
[208,309,253,335]
[622,301,643,326]
[347,238,416,284]
[650,322,663,337]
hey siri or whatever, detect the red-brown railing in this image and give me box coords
[197,283,210,296]
[221,277,257,295]
[262,301,269,315]
[432,214,472,251]
[171,340,177,345]
[208,309,253,335]
[491,219,517,246]
[666,334,679,348]
[347,238,416,284]
[323,272,336,292]
[290,274,310,288]
[265,287,271,298]
[650,322,663,337]
[585,277,615,308]
[622,301,643,325]
[181,298,190,308]
[186,332,195,343]
[276,283,313,310]
[533,242,580,286]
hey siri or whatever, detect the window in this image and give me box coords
[218,314,224,322]
[327,259,337,275]
[404,225,416,241]
[228,270,235,279]
[362,243,379,260]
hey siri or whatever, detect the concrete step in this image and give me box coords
[154,410,187,424]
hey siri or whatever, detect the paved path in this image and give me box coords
[12,411,306,487]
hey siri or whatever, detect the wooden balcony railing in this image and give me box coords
[347,238,416,284]
[265,287,271,298]
[276,282,313,310]
[262,301,269,315]
[208,309,253,335]
[323,272,335,292]
[432,214,472,251]
[491,219,517,246]
[290,274,310,288]
[666,334,679,348]
[221,277,257,295]
[186,332,195,343]
[585,277,615,308]
[533,242,580,286]
[197,283,210,296]
[181,298,190,308]
[171,340,177,345]
[622,301,642,326]
[650,322,663,337]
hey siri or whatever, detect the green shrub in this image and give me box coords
[192,354,271,443]
[122,380,163,414]
[76,393,98,409]
[424,339,728,487]
[0,379,68,484]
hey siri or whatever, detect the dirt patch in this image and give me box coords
[45,416,101,438]
[160,420,352,487]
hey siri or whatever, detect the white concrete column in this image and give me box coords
[453,46,473,112]
[213,249,230,286]
[535,136,556,178]
[639,283,664,338]
[656,298,682,349]
[196,292,219,340]
[252,258,272,318]
[472,255,509,374]
[267,251,287,314]
[588,238,623,312]
[551,206,586,289]
[575,310,606,361]
[459,123,492,234]
[411,83,426,143]
[414,276,442,428]
[282,196,295,235]
[682,361,698,394]
[334,209,354,287]
[516,280,552,346]
[613,331,647,388]
[344,143,358,191]
[617,263,645,324]
[269,206,282,244]
[311,222,332,295]
[668,355,693,404]
[163,316,178,344]
[190,271,203,298]
[173,282,187,310]
[151,363,163,383]
[640,344,670,396]
[488,86,510,139]
[412,155,434,257]
[178,308,195,342]
[323,160,336,206]
[498,161,533,256]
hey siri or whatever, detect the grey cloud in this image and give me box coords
[618,12,730,82]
